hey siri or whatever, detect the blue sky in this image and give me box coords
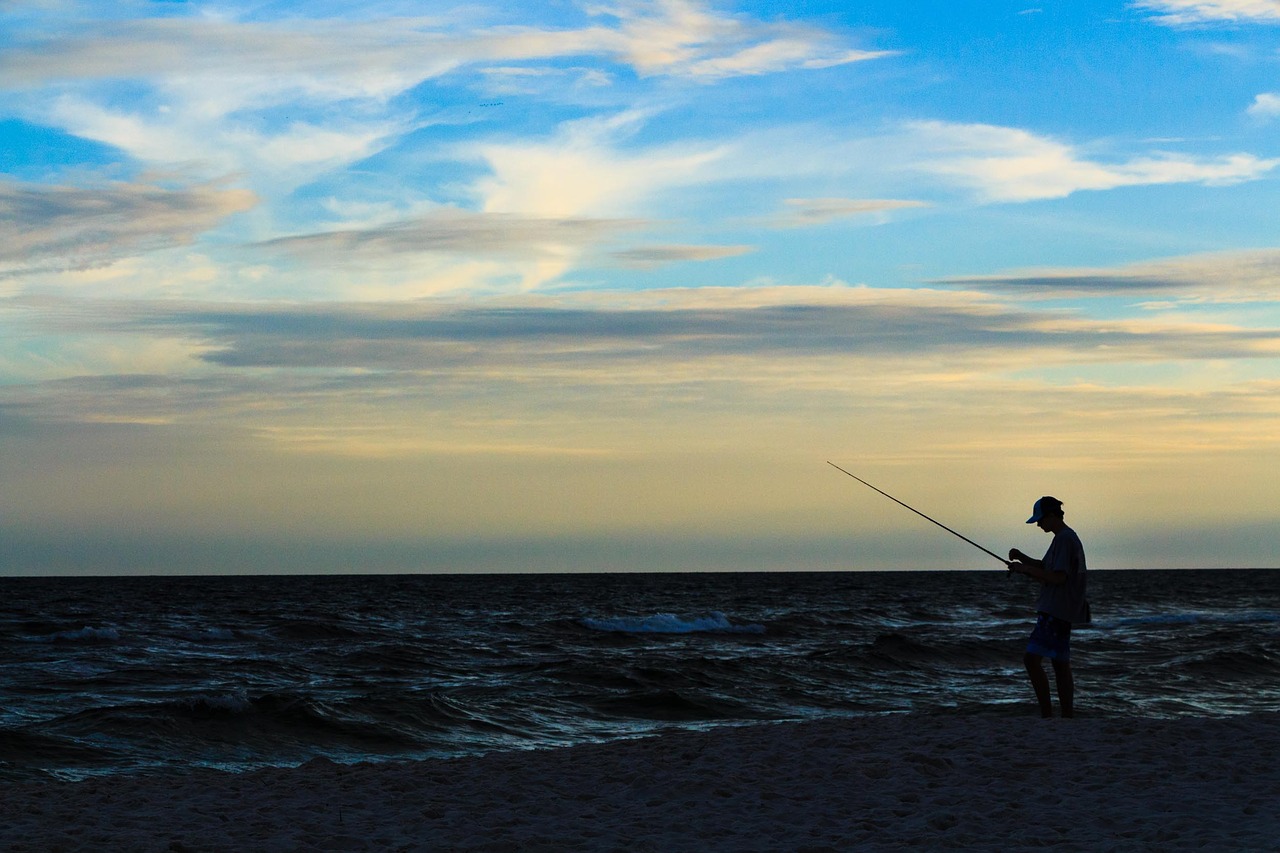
[3,0,1280,574]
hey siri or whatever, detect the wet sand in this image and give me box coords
[4,712,1278,851]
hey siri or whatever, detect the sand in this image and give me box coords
[3,713,1278,852]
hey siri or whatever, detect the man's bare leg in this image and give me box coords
[1052,659,1074,718]
[1024,652,1053,718]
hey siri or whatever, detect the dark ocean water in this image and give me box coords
[2,569,1278,780]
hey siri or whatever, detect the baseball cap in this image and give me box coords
[1026,496,1063,524]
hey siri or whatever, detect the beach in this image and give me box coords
[4,712,1277,852]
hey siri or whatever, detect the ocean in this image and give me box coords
[2,569,1277,781]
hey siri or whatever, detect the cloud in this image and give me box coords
[9,286,1280,481]
[590,0,895,80]
[935,249,1280,303]
[193,307,1280,370]
[1247,92,1280,120]
[908,121,1279,202]
[251,207,661,295]
[251,208,765,294]
[468,109,729,218]
[0,179,256,276]
[0,17,488,93]
[1133,0,1280,24]
[257,208,645,263]
[608,243,754,267]
[1,3,890,186]
[0,3,889,90]
[767,198,928,228]
[35,284,1268,377]
[43,94,408,183]
[477,66,613,97]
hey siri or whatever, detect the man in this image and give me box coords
[1008,496,1090,718]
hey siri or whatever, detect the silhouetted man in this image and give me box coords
[1008,496,1090,718]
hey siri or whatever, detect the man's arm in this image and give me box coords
[1008,560,1066,585]
[1008,547,1042,569]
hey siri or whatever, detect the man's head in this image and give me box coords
[1026,496,1064,532]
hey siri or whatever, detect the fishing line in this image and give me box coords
[827,461,1010,568]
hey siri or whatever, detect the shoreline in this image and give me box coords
[4,712,1278,852]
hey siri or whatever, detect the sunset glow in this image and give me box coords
[4,1,1280,573]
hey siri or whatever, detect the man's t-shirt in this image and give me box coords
[1036,525,1090,624]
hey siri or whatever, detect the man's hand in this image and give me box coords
[1008,548,1032,563]
[1007,561,1029,576]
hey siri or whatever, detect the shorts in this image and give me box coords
[1026,612,1072,662]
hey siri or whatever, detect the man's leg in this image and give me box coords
[1051,659,1074,718]
[1024,652,1052,718]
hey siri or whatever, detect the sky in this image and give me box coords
[2,0,1280,575]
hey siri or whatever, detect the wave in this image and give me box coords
[0,727,121,763]
[6,569,1279,779]
[176,691,257,715]
[865,632,936,668]
[589,688,751,721]
[1106,611,1280,629]
[270,618,367,640]
[37,686,534,760]
[581,612,765,635]
[176,627,244,642]
[863,632,1012,670]
[23,625,121,644]
[1169,646,1280,678]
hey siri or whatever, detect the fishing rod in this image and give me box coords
[827,461,1010,568]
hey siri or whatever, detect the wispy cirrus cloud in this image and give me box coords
[256,209,645,263]
[252,208,650,295]
[608,243,753,267]
[908,120,1279,202]
[179,299,1280,370]
[592,0,895,79]
[766,198,929,228]
[0,2,890,187]
[0,179,256,276]
[43,95,405,181]
[0,17,460,93]
[18,284,1272,378]
[936,248,1280,303]
[256,206,752,292]
[1133,0,1280,25]
[0,2,889,90]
